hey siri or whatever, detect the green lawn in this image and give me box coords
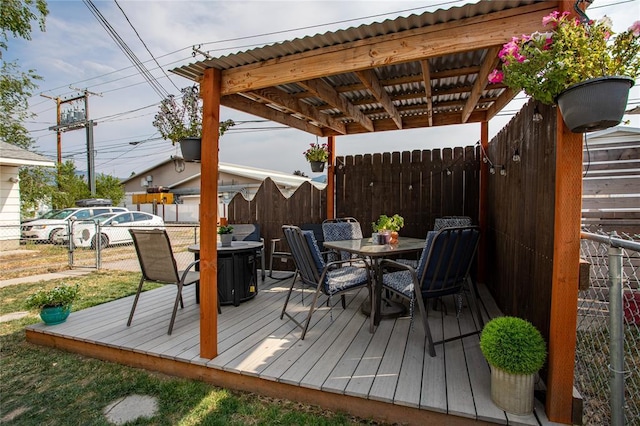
[0,272,381,425]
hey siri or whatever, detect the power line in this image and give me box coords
[113,0,180,93]
[83,0,170,100]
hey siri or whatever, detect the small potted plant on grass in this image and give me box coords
[372,214,404,244]
[303,142,330,172]
[25,283,79,325]
[218,224,234,247]
[488,11,640,132]
[153,86,235,161]
[480,316,547,415]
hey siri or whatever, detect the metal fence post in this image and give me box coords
[608,232,624,426]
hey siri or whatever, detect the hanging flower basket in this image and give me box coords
[310,161,325,172]
[179,137,201,162]
[555,76,634,133]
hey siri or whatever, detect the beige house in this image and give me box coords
[121,159,324,220]
[0,142,55,250]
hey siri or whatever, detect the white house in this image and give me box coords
[0,142,56,250]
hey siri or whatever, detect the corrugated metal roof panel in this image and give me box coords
[171,0,538,78]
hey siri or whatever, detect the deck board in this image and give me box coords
[25,276,543,425]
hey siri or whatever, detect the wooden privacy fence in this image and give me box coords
[228,147,480,265]
[335,146,480,238]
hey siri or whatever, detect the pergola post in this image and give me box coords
[327,136,336,220]
[199,68,222,359]
[544,3,585,422]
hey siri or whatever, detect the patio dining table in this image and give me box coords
[322,236,425,326]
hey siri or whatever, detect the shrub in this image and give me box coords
[480,316,547,375]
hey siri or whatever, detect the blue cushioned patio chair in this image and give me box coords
[280,225,374,340]
[380,226,482,356]
[433,216,472,231]
[322,217,364,263]
[128,228,200,335]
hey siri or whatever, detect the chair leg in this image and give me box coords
[168,283,184,335]
[341,294,347,309]
[415,293,436,357]
[368,283,375,333]
[127,276,145,327]
[467,276,485,329]
[300,285,324,340]
[280,271,299,320]
[261,249,266,281]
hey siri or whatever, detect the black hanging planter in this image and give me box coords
[310,161,325,172]
[555,76,633,133]
[179,137,201,162]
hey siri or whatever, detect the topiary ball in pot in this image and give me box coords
[480,316,547,415]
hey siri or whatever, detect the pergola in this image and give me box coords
[170,1,584,423]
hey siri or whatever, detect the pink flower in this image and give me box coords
[631,21,640,37]
[498,39,520,59]
[488,69,504,84]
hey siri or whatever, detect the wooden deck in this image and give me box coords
[25,274,551,425]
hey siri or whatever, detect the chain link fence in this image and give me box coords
[0,224,200,280]
[578,229,639,425]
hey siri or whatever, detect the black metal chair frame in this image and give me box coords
[128,228,200,335]
[380,226,483,356]
[269,223,325,280]
[280,225,374,340]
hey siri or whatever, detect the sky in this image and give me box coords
[7,0,640,179]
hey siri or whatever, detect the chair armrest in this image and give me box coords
[183,259,200,273]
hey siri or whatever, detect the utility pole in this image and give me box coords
[45,89,101,195]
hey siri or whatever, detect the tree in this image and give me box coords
[1,61,41,148]
[293,170,308,177]
[18,165,52,217]
[96,174,124,205]
[0,0,49,53]
[51,161,89,208]
[1,0,49,148]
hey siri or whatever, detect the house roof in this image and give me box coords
[169,162,324,190]
[170,0,553,136]
[120,158,323,190]
[0,141,56,167]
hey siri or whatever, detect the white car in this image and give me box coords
[72,212,165,249]
[21,207,128,243]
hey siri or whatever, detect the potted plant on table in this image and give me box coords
[153,86,235,162]
[303,142,329,172]
[488,10,640,133]
[25,283,79,325]
[218,224,234,247]
[480,316,547,415]
[372,214,404,244]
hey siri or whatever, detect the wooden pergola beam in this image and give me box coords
[298,78,375,132]
[222,94,324,136]
[247,87,347,135]
[355,69,402,130]
[420,59,434,127]
[461,46,501,123]
[218,2,554,95]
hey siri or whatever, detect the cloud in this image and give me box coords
[20,0,640,180]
